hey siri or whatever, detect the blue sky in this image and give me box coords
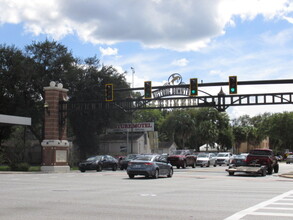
[1,0,293,118]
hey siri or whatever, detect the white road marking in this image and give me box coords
[225,190,293,220]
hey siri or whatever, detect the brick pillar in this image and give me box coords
[41,81,70,172]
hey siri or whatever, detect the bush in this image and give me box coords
[10,162,30,171]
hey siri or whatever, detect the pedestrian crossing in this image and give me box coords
[225,190,293,219]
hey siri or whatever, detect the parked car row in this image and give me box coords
[78,154,173,179]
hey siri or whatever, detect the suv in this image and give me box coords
[167,150,197,169]
[246,149,279,175]
[216,152,232,166]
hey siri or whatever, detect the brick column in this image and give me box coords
[41,81,70,172]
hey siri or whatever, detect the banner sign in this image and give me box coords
[107,122,154,133]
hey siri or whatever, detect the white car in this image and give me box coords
[196,153,217,167]
[286,155,293,164]
[216,152,232,166]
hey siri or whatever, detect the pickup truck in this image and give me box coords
[226,148,279,176]
[167,150,197,169]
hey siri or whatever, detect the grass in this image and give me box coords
[0,165,79,172]
[0,165,41,172]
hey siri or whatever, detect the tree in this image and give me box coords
[68,56,130,158]
[133,109,164,131]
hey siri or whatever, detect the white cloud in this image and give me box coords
[172,58,189,67]
[99,47,118,56]
[1,0,292,51]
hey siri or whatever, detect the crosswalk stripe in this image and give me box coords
[225,190,293,220]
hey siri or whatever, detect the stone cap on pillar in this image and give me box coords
[44,81,69,92]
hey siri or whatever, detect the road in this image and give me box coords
[0,163,292,220]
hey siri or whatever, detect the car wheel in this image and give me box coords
[229,172,234,176]
[274,164,279,173]
[112,164,117,171]
[176,165,180,169]
[96,164,102,172]
[128,174,135,179]
[182,161,187,169]
[153,169,159,179]
[167,168,173,178]
[261,168,267,176]
[267,166,273,175]
[80,169,85,173]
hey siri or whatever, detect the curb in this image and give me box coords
[279,173,293,179]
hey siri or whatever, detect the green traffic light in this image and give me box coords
[191,90,196,94]
[230,88,235,92]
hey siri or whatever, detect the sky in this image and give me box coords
[1,0,293,119]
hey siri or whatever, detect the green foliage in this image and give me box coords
[10,162,30,171]
[133,109,164,131]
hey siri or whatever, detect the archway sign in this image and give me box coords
[60,75,293,116]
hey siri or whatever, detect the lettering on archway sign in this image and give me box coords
[107,122,155,133]
[152,73,190,98]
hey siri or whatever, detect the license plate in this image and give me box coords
[133,164,141,168]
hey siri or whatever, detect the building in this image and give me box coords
[99,122,158,156]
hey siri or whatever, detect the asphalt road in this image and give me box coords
[0,163,292,220]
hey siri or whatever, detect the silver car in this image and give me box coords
[127,154,173,179]
[286,155,293,164]
[196,153,217,167]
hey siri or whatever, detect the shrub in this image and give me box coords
[10,162,30,171]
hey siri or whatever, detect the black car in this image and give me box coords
[230,154,248,167]
[120,154,139,170]
[78,155,118,172]
[127,154,173,179]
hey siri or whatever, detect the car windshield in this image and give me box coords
[217,153,228,157]
[86,156,102,161]
[171,150,189,155]
[135,155,154,161]
[125,154,137,160]
[197,154,208,158]
[234,155,246,159]
[249,150,272,156]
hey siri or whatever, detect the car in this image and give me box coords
[286,155,293,164]
[215,152,233,166]
[196,153,217,167]
[78,155,119,172]
[127,154,173,179]
[119,154,139,170]
[246,149,279,175]
[167,149,197,169]
[230,154,248,167]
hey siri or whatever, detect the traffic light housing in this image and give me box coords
[105,84,113,101]
[144,81,152,99]
[229,76,237,94]
[190,78,198,96]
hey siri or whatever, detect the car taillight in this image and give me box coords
[128,162,132,166]
[144,162,153,165]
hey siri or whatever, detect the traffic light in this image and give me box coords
[190,78,198,96]
[105,84,113,101]
[229,76,237,94]
[144,81,152,99]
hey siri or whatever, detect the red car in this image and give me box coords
[167,150,197,169]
